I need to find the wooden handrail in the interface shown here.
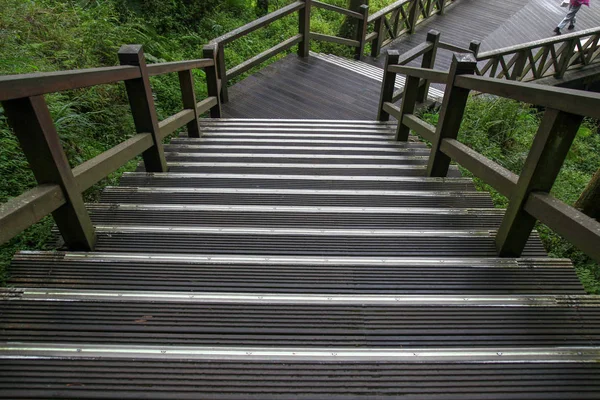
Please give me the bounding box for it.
[382,50,600,263]
[310,32,360,48]
[368,0,411,22]
[477,27,600,59]
[210,1,305,45]
[312,1,363,19]
[0,45,222,247]
[388,65,449,83]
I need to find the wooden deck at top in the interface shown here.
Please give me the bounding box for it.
[367,0,600,70]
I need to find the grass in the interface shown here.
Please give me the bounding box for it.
[418,97,600,293]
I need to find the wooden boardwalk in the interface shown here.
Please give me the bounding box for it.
[368,0,600,70]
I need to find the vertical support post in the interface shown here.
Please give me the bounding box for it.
[2,96,96,250]
[437,0,446,15]
[469,40,481,58]
[203,44,223,119]
[118,44,168,173]
[355,3,369,60]
[377,50,400,121]
[178,69,201,138]
[510,50,527,81]
[408,0,421,34]
[395,75,421,141]
[216,43,229,103]
[298,0,312,58]
[371,16,385,58]
[426,53,477,177]
[496,109,583,257]
[555,38,576,79]
[416,30,440,103]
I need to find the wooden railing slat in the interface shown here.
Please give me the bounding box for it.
[0,185,65,246]
[157,109,195,140]
[227,35,303,79]
[73,133,154,191]
[195,96,219,117]
[369,0,411,22]
[211,1,304,45]
[309,32,360,47]
[312,0,363,19]
[0,66,140,102]
[388,65,449,83]
[525,192,600,264]
[146,59,214,76]
[402,114,436,142]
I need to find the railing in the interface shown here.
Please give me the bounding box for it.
[476,27,600,82]
[0,44,222,250]
[368,0,454,58]
[210,0,459,102]
[377,50,600,263]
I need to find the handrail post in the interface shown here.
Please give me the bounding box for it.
[469,40,481,58]
[427,53,477,177]
[203,44,223,119]
[118,45,168,173]
[556,38,576,79]
[395,75,421,141]
[416,30,440,103]
[510,49,527,81]
[371,16,385,58]
[408,0,421,34]
[298,0,312,58]
[216,44,229,103]
[2,96,96,250]
[495,109,583,257]
[377,50,400,121]
[355,3,369,60]
[178,69,201,138]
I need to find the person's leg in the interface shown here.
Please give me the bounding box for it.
[558,5,581,30]
[569,4,581,28]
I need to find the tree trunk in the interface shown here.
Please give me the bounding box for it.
[256,0,269,16]
[575,167,600,221]
[339,0,364,39]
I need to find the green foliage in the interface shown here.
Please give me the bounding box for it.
[419,97,600,293]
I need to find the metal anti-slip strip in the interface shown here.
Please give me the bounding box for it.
[7,288,597,306]
[199,129,395,136]
[165,145,421,152]
[107,187,483,197]
[93,225,494,237]
[198,118,396,124]
[185,138,406,145]
[164,152,428,161]
[165,162,426,170]
[87,204,503,215]
[1,343,599,362]
[122,172,470,182]
[24,251,571,268]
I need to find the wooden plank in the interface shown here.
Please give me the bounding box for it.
[202,44,222,118]
[0,185,65,245]
[454,75,600,119]
[388,65,448,83]
[118,45,168,173]
[178,70,201,138]
[438,41,473,54]
[298,0,311,58]
[0,66,140,102]
[382,101,403,119]
[1,96,96,250]
[402,114,436,141]
[525,192,600,264]
[427,53,477,177]
[377,50,400,121]
[158,109,195,139]
[396,75,420,141]
[146,59,213,77]
[369,0,411,22]
[195,97,219,116]
[211,1,304,45]
[227,35,303,79]
[417,30,440,102]
[73,133,154,191]
[496,108,583,257]
[310,32,360,47]
[440,138,518,197]
[355,4,370,60]
[396,41,433,65]
[365,32,378,42]
[312,1,363,19]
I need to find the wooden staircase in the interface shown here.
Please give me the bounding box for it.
[2,119,600,398]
